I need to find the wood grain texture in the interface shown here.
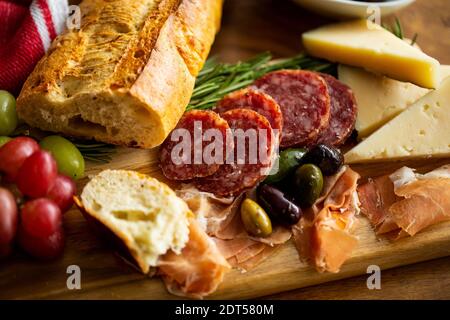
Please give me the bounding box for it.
[263,257,450,300]
[1,0,449,300]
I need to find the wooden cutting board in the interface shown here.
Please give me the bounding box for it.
[1,146,449,300]
[2,0,450,300]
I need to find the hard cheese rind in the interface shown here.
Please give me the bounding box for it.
[303,19,441,88]
[345,77,450,163]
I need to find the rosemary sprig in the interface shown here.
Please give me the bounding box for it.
[187,52,334,111]
[394,18,403,39]
[72,140,116,163]
[383,17,418,45]
[383,18,403,39]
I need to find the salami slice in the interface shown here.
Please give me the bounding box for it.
[160,110,232,181]
[214,88,283,135]
[194,109,275,197]
[252,70,330,148]
[315,73,357,146]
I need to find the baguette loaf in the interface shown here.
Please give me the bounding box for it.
[17,0,223,148]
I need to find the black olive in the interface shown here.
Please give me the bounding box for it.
[302,144,343,176]
[349,129,359,142]
[257,184,302,226]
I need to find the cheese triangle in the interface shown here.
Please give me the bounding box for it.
[338,65,450,138]
[302,19,441,88]
[345,77,450,163]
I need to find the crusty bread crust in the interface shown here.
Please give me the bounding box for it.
[17,0,223,148]
[74,169,192,274]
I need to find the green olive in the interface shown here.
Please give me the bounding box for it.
[240,198,272,237]
[39,135,85,180]
[0,91,18,136]
[265,148,307,184]
[294,164,324,208]
[0,136,12,147]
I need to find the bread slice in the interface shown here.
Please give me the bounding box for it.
[17,0,223,148]
[74,170,191,273]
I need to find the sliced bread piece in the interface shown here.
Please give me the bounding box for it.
[74,169,191,274]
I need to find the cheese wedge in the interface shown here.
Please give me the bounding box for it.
[302,19,441,88]
[338,65,450,138]
[345,77,450,163]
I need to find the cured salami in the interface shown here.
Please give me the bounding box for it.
[214,88,283,135]
[252,70,330,148]
[315,73,357,146]
[160,110,232,180]
[194,109,275,197]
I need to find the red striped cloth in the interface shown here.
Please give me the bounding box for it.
[0,0,68,95]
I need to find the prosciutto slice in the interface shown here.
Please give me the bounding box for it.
[293,166,360,273]
[357,175,400,234]
[359,165,450,239]
[158,218,230,299]
[177,185,291,271]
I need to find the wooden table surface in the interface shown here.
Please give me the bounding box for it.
[212,0,450,300]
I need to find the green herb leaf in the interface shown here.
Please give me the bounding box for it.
[71,140,116,163]
[394,17,403,39]
[187,52,335,111]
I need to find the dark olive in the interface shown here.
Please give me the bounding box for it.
[264,148,307,184]
[302,144,343,176]
[293,164,324,208]
[257,184,302,226]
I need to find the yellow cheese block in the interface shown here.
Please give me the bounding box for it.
[345,76,450,164]
[338,65,450,138]
[338,65,429,138]
[302,19,441,88]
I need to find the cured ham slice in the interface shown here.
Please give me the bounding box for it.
[359,165,450,238]
[213,237,278,272]
[228,243,280,272]
[177,185,291,245]
[176,185,235,235]
[293,166,360,273]
[357,175,400,233]
[390,179,450,236]
[158,218,230,299]
[177,185,291,271]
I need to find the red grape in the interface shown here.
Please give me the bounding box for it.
[0,187,18,244]
[0,137,39,182]
[17,150,58,198]
[21,198,62,238]
[18,226,65,260]
[47,175,76,212]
